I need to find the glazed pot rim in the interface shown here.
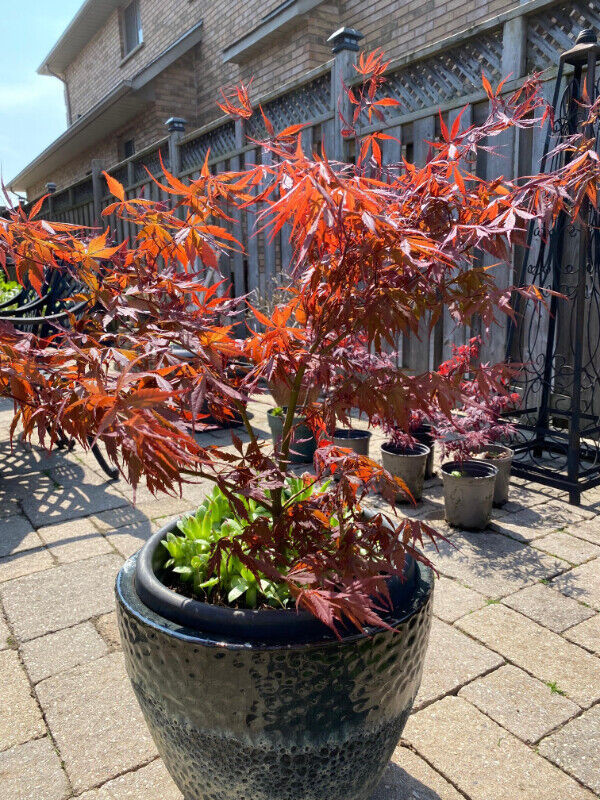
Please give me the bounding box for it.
[130,512,428,645]
[381,441,431,457]
[441,459,498,479]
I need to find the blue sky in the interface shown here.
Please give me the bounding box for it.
[0,2,82,194]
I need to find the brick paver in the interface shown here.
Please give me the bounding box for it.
[432,575,486,623]
[422,529,568,596]
[502,582,595,632]
[534,530,600,564]
[458,664,579,743]
[564,613,600,655]
[0,514,43,557]
[552,558,600,609]
[77,760,182,800]
[1,554,122,641]
[36,652,157,793]
[20,622,108,683]
[371,746,464,800]
[457,604,600,707]
[539,705,600,794]
[416,618,503,709]
[566,517,600,545]
[0,609,11,650]
[37,518,113,564]
[0,649,45,750]
[0,399,598,800]
[0,737,71,800]
[403,696,596,800]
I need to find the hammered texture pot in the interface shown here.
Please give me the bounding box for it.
[115,555,433,800]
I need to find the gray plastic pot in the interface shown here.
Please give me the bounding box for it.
[333,428,372,457]
[475,444,514,507]
[267,408,317,463]
[441,460,498,530]
[115,518,434,800]
[381,442,430,503]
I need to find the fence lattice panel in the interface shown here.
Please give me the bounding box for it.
[133,145,170,182]
[382,30,503,115]
[179,122,236,173]
[527,1,600,72]
[246,72,332,139]
[72,180,94,206]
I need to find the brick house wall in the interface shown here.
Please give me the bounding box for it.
[343,0,516,58]
[21,0,524,198]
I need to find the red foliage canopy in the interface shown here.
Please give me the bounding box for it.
[0,59,598,631]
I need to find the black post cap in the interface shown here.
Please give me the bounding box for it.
[562,27,600,66]
[165,117,188,133]
[576,28,597,45]
[327,27,364,54]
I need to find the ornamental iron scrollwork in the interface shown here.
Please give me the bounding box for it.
[506,29,600,504]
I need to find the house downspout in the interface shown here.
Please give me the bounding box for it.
[43,63,72,126]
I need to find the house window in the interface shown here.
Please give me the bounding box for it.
[123,138,136,159]
[122,0,143,56]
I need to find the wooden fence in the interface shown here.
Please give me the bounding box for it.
[33,0,600,371]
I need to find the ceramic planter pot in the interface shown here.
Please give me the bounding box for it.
[412,424,435,480]
[267,374,319,409]
[115,521,434,800]
[475,444,514,506]
[381,442,430,502]
[333,428,372,457]
[267,408,318,463]
[441,459,498,530]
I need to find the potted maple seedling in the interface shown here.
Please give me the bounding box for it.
[435,339,519,527]
[375,405,432,503]
[1,56,599,800]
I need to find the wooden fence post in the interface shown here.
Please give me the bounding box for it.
[230,119,246,299]
[165,117,187,177]
[480,15,527,364]
[91,160,104,228]
[328,27,363,161]
[405,115,436,375]
[442,105,474,363]
[45,182,56,220]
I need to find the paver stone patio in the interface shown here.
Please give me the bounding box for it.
[0,399,597,800]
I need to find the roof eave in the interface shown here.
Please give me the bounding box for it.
[11,20,204,193]
[223,0,324,64]
[37,0,121,76]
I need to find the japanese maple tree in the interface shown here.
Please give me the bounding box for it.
[0,55,599,632]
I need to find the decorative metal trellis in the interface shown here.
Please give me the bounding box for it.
[506,29,600,504]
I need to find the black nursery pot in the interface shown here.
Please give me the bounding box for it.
[333,428,372,457]
[267,408,318,463]
[115,520,434,800]
[412,423,435,479]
